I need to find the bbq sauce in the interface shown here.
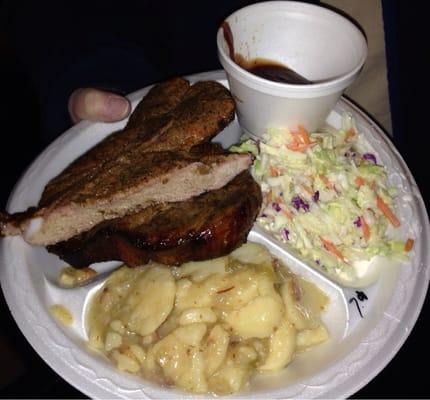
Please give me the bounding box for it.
[240,58,312,84]
[222,21,312,85]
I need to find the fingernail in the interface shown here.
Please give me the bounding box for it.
[107,96,130,119]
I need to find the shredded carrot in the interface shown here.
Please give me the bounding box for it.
[302,184,314,195]
[270,165,281,177]
[405,238,414,252]
[345,128,356,142]
[266,190,273,203]
[319,236,347,262]
[286,142,309,152]
[296,125,313,145]
[355,176,365,187]
[361,216,370,242]
[286,126,316,152]
[289,132,300,145]
[376,195,401,227]
[282,209,294,220]
[319,174,334,189]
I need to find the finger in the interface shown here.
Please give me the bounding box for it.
[68,88,131,123]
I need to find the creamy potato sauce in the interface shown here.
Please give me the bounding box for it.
[58,266,97,287]
[86,242,329,395]
[49,304,74,326]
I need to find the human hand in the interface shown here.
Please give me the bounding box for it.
[68,88,131,123]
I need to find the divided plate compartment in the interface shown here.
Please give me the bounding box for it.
[0,71,428,399]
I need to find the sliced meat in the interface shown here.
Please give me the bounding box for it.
[0,78,238,246]
[125,76,191,130]
[130,80,236,153]
[2,151,251,246]
[39,78,235,208]
[48,172,262,267]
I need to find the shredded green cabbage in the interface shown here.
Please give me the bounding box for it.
[231,114,411,281]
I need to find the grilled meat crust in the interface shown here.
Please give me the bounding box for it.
[39,78,235,208]
[48,172,262,267]
[39,77,190,208]
[0,78,238,245]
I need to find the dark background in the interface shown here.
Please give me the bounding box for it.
[0,0,429,398]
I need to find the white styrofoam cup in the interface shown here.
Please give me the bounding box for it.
[217,1,368,137]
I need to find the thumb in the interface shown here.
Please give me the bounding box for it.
[68,88,131,123]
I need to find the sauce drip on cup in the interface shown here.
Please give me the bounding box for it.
[222,21,312,85]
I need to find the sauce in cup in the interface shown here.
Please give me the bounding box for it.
[222,21,311,85]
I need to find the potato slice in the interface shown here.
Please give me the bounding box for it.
[175,274,224,311]
[208,344,257,394]
[109,319,126,335]
[111,348,141,373]
[230,242,272,265]
[155,309,181,338]
[204,325,230,376]
[121,266,176,336]
[150,324,208,393]
[173,256,228,282]
[178,307,217,325]
[296,325,329,352]
[224,296,283,339]
[258,320,297,372]
[129,344,146,365]
[172,323,207,346]
[213,268,259,311]
[255,271,281,299]
[280,279,309,330]
[105,331,123,352]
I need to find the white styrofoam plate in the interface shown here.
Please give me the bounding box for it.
[1,70,429,399]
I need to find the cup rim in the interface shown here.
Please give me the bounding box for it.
[216,0,368,94]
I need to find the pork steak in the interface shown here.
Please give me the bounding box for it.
[0,78,242,246]
[48,171,262,267]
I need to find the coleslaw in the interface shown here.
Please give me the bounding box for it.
[231,114,413,283]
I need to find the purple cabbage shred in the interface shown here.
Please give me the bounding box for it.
[312,190,320,202]
[281,228,290,241]
[354,217,362,227]
[363,153,377,164]
[272,202,281,212]
[292,195,310,212]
